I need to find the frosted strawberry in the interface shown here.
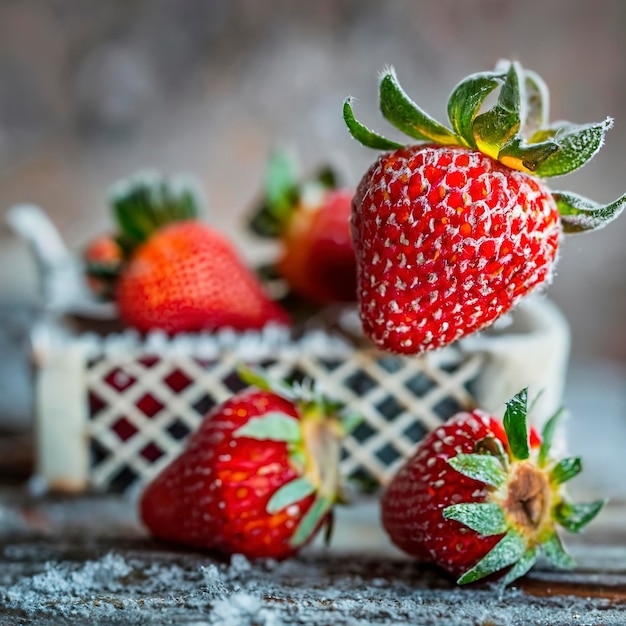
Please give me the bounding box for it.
[382,389,605,586]
[344,61,625,353]
[249,153,357,304]
[109,173,289,333]
[141,369,359,559]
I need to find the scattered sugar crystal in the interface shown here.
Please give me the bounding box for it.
[228,553,252,578]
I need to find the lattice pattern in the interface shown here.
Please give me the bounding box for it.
[85,345,485,493]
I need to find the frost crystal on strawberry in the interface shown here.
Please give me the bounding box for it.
[140,368,360,560]
[344,61,625,354]
[382,389,605,587]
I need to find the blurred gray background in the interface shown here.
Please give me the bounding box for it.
[1,0,625,431]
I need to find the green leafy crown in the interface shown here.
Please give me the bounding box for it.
[442,389,605,587]
[343,61,625,234]
[108,170,203,251]
[249,151,340,239]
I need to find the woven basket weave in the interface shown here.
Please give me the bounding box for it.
[32,298,569,493]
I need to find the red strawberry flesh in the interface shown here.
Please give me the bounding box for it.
[382,411,505,572]
[141,390,316,559]
[352,145,560,354]
[116,221,290,334]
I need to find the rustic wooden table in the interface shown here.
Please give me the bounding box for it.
[1,488,625,626]
[0,360,624,624]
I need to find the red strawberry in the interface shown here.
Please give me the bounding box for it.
[250,154,357,304]
[82,233,123,298]
[108,173,289,334]
[382,389,604,586]
[140,369,358,559]
[344,62,625,354]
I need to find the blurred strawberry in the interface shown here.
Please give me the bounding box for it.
[110,172,289,333]
[250,153,357,304]
[82,233,123,299]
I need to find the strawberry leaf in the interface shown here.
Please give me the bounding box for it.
[522,69,550,136]
[550,456,582,485]
[266,151,297,214]
[379,69,457,145]
[234,413,302,443]
[533,118,613,178]
[290,495,333,547]
[447,71,504,148]
[315,166,339,190]
[472,62,523,160]
[237,366,298,401]
[84,262,121,281]
[538,407,565,467]
[499,547,538,588]
[541,532,575,569]
[555,499,606,533]
[443,502,508,536]
[552,190,626,234]
[109,172,200,245]
[343,98,404,150]
[448,454,507,488]
[503,388,530,461]
[474,435,508,469]
[339,412,363,435]
[267,477,316,514]
[457,528,527,584]
[498,136,560,173]
[249,151,300,238]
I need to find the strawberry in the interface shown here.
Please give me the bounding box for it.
[344,61,625,354]
[108,173,289,333]
[382,389,605,587]
[140,369,359,559]
[82,233,123,298]
[249,153,357,304]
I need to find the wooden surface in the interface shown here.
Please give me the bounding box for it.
[1,489,626,625]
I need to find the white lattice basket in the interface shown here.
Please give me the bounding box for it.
[31,297,569,493]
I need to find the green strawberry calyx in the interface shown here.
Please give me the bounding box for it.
[442,388,605,587]
[233,366,361,547]
[249,150,340,239]
[109,170,203,254]
[343,60,625,234]
[83,257,124,295]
